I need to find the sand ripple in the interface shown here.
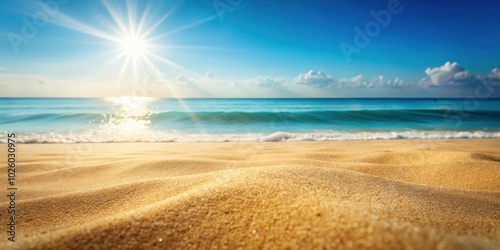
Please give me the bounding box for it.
[1,140,499,249]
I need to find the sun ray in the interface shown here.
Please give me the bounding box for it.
[140,3,181,40]
[95,13,122,37]
[97,0,201,83]
[136,2,153,36]
[16,1,211,133]
[126,0,137,36]
[134,56,139,79]
[47,13,120,42]
[148,16,216,41]
[101,0,129,36]
[145,51,200,77]
[140,54,157,71]
[117,54,132,83]
[153,44,235,51]
[108,50,128,66]
[44,0,215,96]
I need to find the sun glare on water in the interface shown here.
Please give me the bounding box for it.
[104,97,155,132]
[49,1,214,134]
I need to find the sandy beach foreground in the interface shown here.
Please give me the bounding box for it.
[1,139,499,249]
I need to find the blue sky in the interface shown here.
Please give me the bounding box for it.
[0,0,499,97]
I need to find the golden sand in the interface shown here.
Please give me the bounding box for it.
[1,139,499,249]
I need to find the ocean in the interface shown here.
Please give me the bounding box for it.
[1,98,499,143]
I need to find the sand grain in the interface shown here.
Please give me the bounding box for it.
[1,139,499,249]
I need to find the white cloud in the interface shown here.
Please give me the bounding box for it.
[294,70,335,88]
[176,73,225,87]
[338,74,378,88]
[420,61,479,87]
[229,76,287,88]
[371,75,385,86]
[350,75,369,87]
[230,80,245,87]
[488,68,500,86]
[175,75,190,86]
[295,70,411,89]
[385,77,408,88]
[293,63,499,90]
[255,76,286,88]
[176,75,200,87]
[188,66,480,92]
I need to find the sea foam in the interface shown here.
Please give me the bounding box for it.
[2,130,499,143]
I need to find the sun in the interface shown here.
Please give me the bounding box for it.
[113,31,152,81]
[54,1,216,82]
[120,35,147,57]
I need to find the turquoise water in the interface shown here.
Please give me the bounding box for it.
[1,98,499,142]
